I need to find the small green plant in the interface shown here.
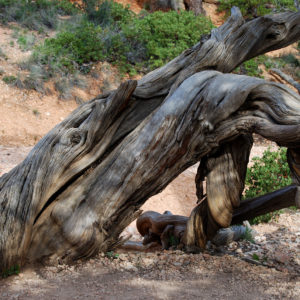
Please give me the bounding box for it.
[32,21,104,73]
[241,227,254,243]
[2,75,17,84]
[252,253,260,261]
[1,264,20,278]
[169,235,180,247]
[244,148,293,224]
[0,0,78,31]
[82,0,134,27]
[17,33,36,51]
[105,251,119,259]
[32,109,40,116]
[234,56,265,78]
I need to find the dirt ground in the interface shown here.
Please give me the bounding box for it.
[0,2,299,299]
[0,207,299,299]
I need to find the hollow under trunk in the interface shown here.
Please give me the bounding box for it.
[1,8,300,272]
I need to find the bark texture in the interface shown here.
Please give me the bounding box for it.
[1,9,300,271]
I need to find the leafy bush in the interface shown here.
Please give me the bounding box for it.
[235,56,265,78]
[17,33,36,51]
[25,5,214,95]
[281,54,300,67]
[34,21,104,71]
[82,0,133,27]
[219,0,296,18]
[244,148,293,224]
[0,0,78,31]
[122,11,214,69]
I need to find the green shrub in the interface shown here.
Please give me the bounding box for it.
[2,75,17,84]
[34,8,213,73]
[82,0,133,27]
[122,11,214,69]
[234,56,265,78]
[241,227,254,243]
[218,0,296,18]
[280,54,300,67]
[25,7,214,95]
[0,0,78,31]
[33,21,104,73]
[273,0,297,11]
[244,148,293,224]
[17,33,36,51]
[105,251,119,259]
[1,264,20,278]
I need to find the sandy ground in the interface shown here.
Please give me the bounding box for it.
[0,3,299,299]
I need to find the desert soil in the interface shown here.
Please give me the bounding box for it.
[0,2,299,299]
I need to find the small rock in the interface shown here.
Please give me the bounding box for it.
[203,253,210,260]
[243,221,252,228]
[254,236,266,243]
[141,258,156,267]
[274,252,290,264]
[228,241,238,250]
[122,262,138,272]
[182,260,190,267]
[118,253,128,261]
[235,248,243,255]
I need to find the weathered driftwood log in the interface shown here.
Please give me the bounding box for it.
[1,9,300,272]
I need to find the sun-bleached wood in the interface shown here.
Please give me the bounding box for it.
[1,8,300,271]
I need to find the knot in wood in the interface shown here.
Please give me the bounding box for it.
[266,24,286,41]
[60,128,86,146]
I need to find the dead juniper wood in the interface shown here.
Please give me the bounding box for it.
[0,8,300,271]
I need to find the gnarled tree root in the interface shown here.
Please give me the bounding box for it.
[137,184,300,250]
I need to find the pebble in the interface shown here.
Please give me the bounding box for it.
[235,248,243,255]
[274,252,290,264]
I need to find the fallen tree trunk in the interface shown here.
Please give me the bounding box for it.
[1,8,300,271]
